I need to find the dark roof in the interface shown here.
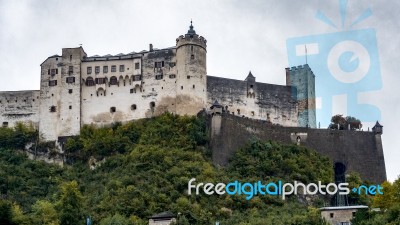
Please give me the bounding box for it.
[246,71,255,79]
[211,100,222,109]
[374,121,383,127]
[187,20,196,35]
[150,211,175,219]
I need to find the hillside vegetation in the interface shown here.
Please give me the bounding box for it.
[0,113,396,224]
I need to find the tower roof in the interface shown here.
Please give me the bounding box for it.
[211,100,222,109]
[187,20,196,35]
[374,121,383,127]
[246,71,255,79]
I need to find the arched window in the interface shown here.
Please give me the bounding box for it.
[86,77,95,86]
[110,76,118,85]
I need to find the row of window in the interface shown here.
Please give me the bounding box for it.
[47,66,74,75]
[48,73,179,87]
[48,103,155,113]
[48,77,76,86]
[85,75,141,86]
[0,97,38,104]
[87,63,140,74]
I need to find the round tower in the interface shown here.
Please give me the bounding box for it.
[175,21,207,115]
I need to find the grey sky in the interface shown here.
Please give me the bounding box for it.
[0,0,399,181]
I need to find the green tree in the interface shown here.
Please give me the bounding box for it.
[0,199,16,225]
[329,114,362,130]
[57,181,84,225]
[100,214,132,225]
[31,200,59,225]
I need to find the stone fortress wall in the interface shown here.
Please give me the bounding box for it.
[209,111,386,183]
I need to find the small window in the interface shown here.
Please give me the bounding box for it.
[103,66,108,73]
[155,62,162,68]
[135,62,140,69]
[69,105,72,109]
[49,80,57,86]
[87,67,92,74]
[69,55,72,60]
[133,75,141,81]
[169,74,176,79]
[95,66,100,74]
[250,85,254,88]
[51,69,56,75]
[119,65,125,72]
[187,75,190,79]
[181,86,183,90]
[251,111,255,116]
[111,65,116,72]
[48,69,50,75]
[352,212,356,217]
[68,66,73,74]
[2,122,8,127]
[131,104,137,110]
[66,77,75,83]
[150,102,155,108]
[130,89,134,93]
[95,78,105,85]
[50,106,56,112]
[191,46,194,52]
[193,85,195,89]
[155,75,163,80]
[237,109,240,115]
[191,54,195,60]
[68,89,73,94]
[330,213,334,218]
[110,107,116,113]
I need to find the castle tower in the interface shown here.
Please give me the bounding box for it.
[175,21,207,115]
[286,64,316,128]
[210,100,222,137]
[372,121,387,181]
[39,47,86,141]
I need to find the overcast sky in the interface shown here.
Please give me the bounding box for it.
[0,0,399,181]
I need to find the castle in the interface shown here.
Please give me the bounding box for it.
[0,22,316,142]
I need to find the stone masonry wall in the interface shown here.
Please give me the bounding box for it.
[210,113,386,183]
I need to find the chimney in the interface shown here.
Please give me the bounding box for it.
[149,44,153,52]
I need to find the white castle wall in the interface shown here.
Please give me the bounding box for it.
[0,23,315,141]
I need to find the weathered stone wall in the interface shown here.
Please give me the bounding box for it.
[0,90,40,128]
[207,75,298,127]
[175,32,207,115]
[39,48,86,141]
[286,65,316,128]
[210,113,386,183]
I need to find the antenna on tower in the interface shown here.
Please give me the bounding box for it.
[305,45,308,64]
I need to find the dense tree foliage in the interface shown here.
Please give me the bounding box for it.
[3,113,394,224]
[329,114,362,130]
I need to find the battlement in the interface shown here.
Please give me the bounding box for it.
[286,64,314,74]
[176,34,207,49]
